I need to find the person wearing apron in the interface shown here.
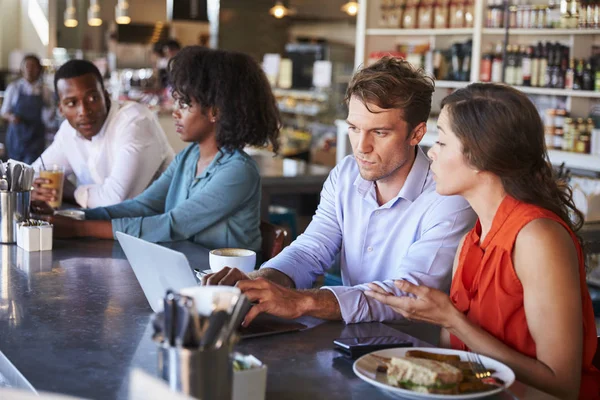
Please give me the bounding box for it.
[1,54,52,164]
[6,87,46,164]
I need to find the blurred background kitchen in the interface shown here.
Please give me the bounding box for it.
[0,0,357,164]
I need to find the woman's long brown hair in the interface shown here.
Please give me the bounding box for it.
[441,83,585,242]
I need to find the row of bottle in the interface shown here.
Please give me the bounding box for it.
[486,0,600,28]
[379,0,475,29]
[369,40,473,81]
[481,41,600,90]
[544,110,595,153]
[433,40,473,81]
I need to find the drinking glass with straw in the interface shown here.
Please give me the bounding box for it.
[38,157,65,209]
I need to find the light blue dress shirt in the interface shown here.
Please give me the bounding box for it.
[261,147,476,324]
[84,144,262,253]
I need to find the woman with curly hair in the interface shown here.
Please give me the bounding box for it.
[49,46,280,253]
[365,83,600,399]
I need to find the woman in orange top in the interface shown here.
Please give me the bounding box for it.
[365,83,600,399]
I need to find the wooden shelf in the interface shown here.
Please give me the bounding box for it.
[484,28,600,35]
[365,28,474,36]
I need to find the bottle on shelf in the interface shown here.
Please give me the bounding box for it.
[522,45,533,86]
[555,109,568,151]
[461,39,472,81]
[566,57,576,89]
[531,43,541,87]
[539,42,549,87]
[563,117,576,151]
[464,0,475,27]
[574,58,584,89]
[449,0,466,28]
[548,0,562,27]
[579,0,588,27]
[574,117,591,153]
[515,45,524,85]
[480,44,494,82]
[506,45,517,85]
[403,0,418,29]
[491,42,504,83]
[434,0,450,28]
[545,108,556,149]
[418,0,434,28]
[582,61,595,90]
[545,42,555,88]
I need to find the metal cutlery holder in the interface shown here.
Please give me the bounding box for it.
[0,191,30,243]
[157,342,233,400]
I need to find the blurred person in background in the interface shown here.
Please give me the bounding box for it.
[163,39,181,60]
[1,54,55,164]
[47,47,280,252]
[30,59,174,208]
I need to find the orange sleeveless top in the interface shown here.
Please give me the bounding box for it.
[450,196,600,399]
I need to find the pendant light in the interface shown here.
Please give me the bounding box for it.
[269,1,291,19]
[64,0,78,27]
[88,0,102,26]
[115,0,131,24]
[341,1,359,16]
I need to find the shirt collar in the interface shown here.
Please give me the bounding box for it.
[76,102,119,142]
[353,146,431,205]
[18,78,42,91]
[195,148,235,179]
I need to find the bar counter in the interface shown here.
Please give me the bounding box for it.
[0,240,557,399]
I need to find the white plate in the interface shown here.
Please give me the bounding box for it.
[353,347,515,400]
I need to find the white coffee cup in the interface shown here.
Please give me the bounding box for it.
[180,286,241,316]
[209,248,256,274]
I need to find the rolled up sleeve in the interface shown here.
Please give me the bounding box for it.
[261,166,342,289]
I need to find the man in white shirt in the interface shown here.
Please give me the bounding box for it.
[31,59,174,208]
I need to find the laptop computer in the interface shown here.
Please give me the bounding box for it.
[116,231,199,313]
[116,231,306,337]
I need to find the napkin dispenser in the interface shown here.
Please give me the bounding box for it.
[16,221,53,252]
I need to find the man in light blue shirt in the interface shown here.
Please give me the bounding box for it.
[204,57,476,324]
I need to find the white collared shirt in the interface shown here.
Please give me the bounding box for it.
[32,102,175,208]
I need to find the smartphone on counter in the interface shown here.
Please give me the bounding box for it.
[333,336,413,359]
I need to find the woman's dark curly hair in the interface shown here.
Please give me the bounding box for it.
[168,46,280,153]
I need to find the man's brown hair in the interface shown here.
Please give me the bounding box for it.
[345,57,435,131]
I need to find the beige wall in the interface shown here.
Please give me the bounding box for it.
[20,0,48,58]
[0,0,22,69]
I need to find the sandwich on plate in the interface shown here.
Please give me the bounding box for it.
[386,356,463,394]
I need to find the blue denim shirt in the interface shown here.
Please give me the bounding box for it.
[85,144,261,252]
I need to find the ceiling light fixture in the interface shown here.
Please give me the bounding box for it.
[115,0,131,24]
[341,1,359,16]
[88,0,102,26]
[269,1,291,19]
[64,0,78,27]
